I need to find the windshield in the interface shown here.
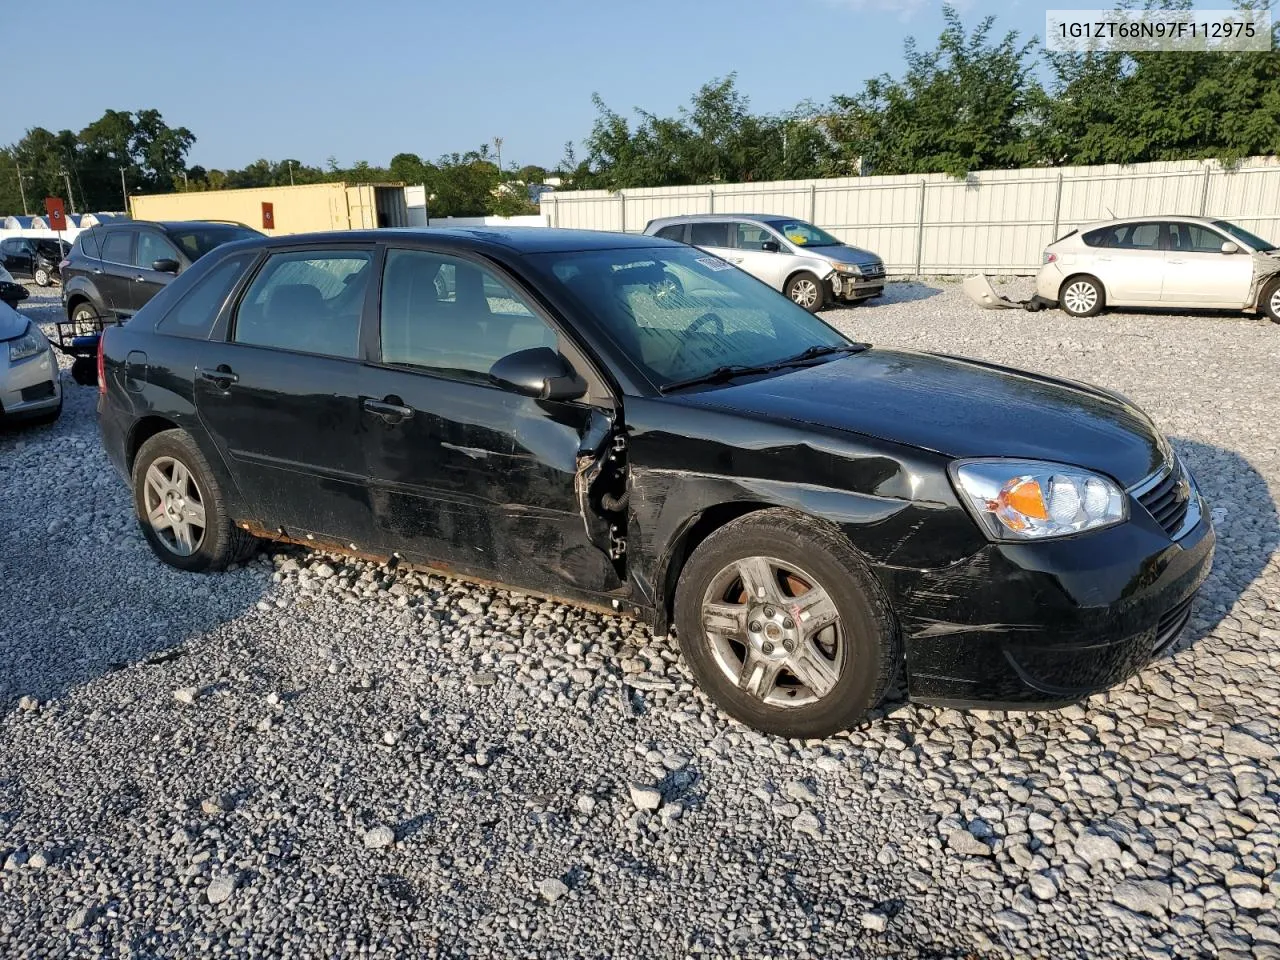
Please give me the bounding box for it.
[529,245,850,390]
[768,220,843,248]
[165,225,262,261]
[1213,220,1275,253]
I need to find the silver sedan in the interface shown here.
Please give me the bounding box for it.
[1,302,62,426]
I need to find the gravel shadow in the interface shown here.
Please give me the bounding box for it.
[868,281,943,306]
[1162,436,1279,659]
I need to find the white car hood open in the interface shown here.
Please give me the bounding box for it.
[0,301,29,341]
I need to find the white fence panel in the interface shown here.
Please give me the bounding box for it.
[540,156,1280,276]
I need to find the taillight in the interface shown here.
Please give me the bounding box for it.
[59,259,70,270]
[1043,251,1058,265]
[97,330,107,396]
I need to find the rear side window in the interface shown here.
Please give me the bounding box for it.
[100,230,133,264]
[1082,223,1162,250]
[689,222,731,247]
[655,224,686,242]
[157,254,253,339]
[75,229,102,259]
[232,250,372,358]
[379,248,557,382]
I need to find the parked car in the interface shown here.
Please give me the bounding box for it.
[644,214,885,313]
[0,265,29,309]
[1037,215,1280,322]
[1,300,61,425]
[63,220,263,325]
[98,227,1213,738]
[0,237,70,286]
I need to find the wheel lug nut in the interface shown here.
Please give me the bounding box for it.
[761,642,774,655]
[783,617,794,630]
[783,640,795,652]
[763,606,775,618]
[749,620,762,633]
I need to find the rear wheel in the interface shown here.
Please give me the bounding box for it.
[33,267,51,287]
[1059,275,1104,317]
[131,429,257,571]
[785,272,824,313]
[673,509,898,738]
[1262,278,1280,324]
[70,301,99,334]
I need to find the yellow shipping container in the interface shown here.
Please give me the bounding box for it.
[128,182,411,235]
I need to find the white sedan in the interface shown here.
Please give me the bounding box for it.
[1036,215,1280,322]
[0,301,62,426]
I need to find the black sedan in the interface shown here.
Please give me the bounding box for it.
[97,228,1214,738]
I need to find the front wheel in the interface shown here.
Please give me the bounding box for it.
[34,268,51,287]
[673,509,899,738]
[131,429,257,571]
[1059,276,1104,317]
[785,272,825,313]
[1262,278,1280,324]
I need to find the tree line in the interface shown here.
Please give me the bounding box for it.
[3,4,1278,217]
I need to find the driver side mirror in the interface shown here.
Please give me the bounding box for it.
[761,240,781,253]
[488,347,586,401]
[152,258,180,274]
[1221,241,1239,255]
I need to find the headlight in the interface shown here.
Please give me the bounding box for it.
[831,262,863,275]
[949,459,1127,540]
[7,324,45,363]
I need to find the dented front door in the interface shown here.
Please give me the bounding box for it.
[358,365,623,596]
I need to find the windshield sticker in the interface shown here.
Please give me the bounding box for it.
[696,256,734,272]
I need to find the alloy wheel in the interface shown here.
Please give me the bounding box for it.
[700,556,845,707]
[1063,280,1098,314]
[790,279,819,309]
[1271,287,1280,318]
[34,268,50,286]
[143,456,207,556]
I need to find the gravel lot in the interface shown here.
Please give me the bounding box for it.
[2,280,1278,958]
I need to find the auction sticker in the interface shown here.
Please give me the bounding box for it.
[697,257,734,271]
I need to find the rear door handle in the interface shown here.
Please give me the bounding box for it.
[363,397,414,423]
[197,365,238,388]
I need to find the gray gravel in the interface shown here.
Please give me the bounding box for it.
[2,281,1279,958]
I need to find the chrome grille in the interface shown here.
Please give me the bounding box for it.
[1136,460,1191,537]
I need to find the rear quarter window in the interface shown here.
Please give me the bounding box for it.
[76,229,102,259]
[156,254,255,339]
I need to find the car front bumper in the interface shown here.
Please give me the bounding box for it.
[1,343,62,421]
[830,272,885,302]
[887,494,1215,708]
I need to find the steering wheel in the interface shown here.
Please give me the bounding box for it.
[686,311,724,337]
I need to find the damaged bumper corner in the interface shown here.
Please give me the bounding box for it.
[962,274,1054,312]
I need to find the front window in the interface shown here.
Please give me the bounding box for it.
[166,225,261,261]
[530,245,850,390]
[767,220,842,248]
[1212,219,1275,253]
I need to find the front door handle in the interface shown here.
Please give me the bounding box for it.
[134,275,146,282]
[197,365,238,388]
[363,396,414,423]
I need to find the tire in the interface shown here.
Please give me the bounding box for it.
[673,508,899,738]
[1262,277,1280,324]
[70,301,98,330]
[1059,275,1104,317]
[34,268,50,287]
[131,429,257,572]
[785,272,825,313]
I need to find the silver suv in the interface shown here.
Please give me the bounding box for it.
[643,214,884,312]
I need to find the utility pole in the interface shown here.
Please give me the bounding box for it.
[494,137,504,176]
[181,169,189,189]
[119,167,128,211]
[14,162,29,216]
[59,168,76,214]
[288,160,295,186]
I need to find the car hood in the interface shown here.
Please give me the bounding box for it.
[0,302,29,341]
[676,349,1165,487]
[807,244,880,266]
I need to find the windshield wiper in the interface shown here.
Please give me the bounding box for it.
[659,343,870,394]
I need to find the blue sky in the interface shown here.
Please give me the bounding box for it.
[9,0,1050,170]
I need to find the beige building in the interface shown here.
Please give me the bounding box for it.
[129,182,416,236]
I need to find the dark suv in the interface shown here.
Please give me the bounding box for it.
[0,237,70,286]
[63,221,262,324]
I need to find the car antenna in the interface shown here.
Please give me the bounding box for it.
[1105,206,1115,219]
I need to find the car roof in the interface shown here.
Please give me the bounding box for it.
[238,227,683,255]
[1075,215,1227,231]
[646,213,790,228]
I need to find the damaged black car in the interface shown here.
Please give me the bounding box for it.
[97,228,1214,738]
